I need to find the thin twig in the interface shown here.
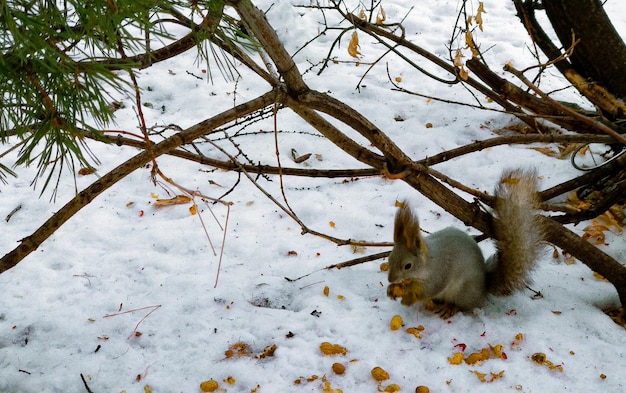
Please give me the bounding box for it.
[5,205,22,222]
[80,374,94,393]
[103,305,162,340]
[284,250,391,282]
[206,139,388,248]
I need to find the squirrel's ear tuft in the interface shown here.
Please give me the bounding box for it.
[394,202,422,253]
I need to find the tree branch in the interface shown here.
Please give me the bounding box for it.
[0,89,281,272]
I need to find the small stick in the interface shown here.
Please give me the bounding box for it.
[285,251,391,282]
[80,373,94,393]
[103,305,162,339]
[5,204,22,222]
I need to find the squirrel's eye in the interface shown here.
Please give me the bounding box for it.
[404,263,412,270]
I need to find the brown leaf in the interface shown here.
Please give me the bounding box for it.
[348,31,361,58]
[154,195,193,206]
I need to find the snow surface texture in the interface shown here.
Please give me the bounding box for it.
[2,1,626,392]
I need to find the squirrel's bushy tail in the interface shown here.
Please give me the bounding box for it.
[487,169,545,295]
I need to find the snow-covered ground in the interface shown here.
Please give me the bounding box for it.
[1,1,626,392]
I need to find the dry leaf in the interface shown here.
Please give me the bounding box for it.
[225,342,251,358]
[291,148,312,163]
[389,315,403,331]
[406,326,424,339]
[465,348,490,365]
[154,195,193,206]
[255,344,277,359]
[371,366,390,382]
[582,222,609,245]
[320,342,348,356]
[475,2,486,31]
[453,50,464,67]
[531,352,563,372]
[78,167,95,176]
[348,31,361,58]
[376,7,386,25]
[200,379,219,392]
[332,363,346,375]
[448,352,464,365]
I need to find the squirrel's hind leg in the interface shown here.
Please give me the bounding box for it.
[425,299,460,319]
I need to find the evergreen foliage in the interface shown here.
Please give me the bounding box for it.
[0,0,226,191]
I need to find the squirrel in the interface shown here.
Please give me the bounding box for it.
[386,168,545,319]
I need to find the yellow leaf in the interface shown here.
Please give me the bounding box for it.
[348,31,361,58]
[332,363,346,375]
[489,343,505,359]
[225,342,251,358]
[224,376,236,385]
[389,315,403,331]
[448,352,464,365]
[384,384,400,392]
[323,285,330,296]
[189,204,198,215]
[320,342,348,356]
[465,348,490,365]
[200,380,219,392]
[329,221,336,228]
[491,370,505,381]
[371,366,390,382]
[359,9,366,19]
[406,326,424,339]
[150,193,159,199]
[473,371,487,383]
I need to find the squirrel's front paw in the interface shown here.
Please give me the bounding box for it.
[387,280,424,306]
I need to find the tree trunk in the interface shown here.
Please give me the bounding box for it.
[543,0,626,104]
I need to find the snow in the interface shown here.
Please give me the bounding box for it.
[2,1,626,392]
